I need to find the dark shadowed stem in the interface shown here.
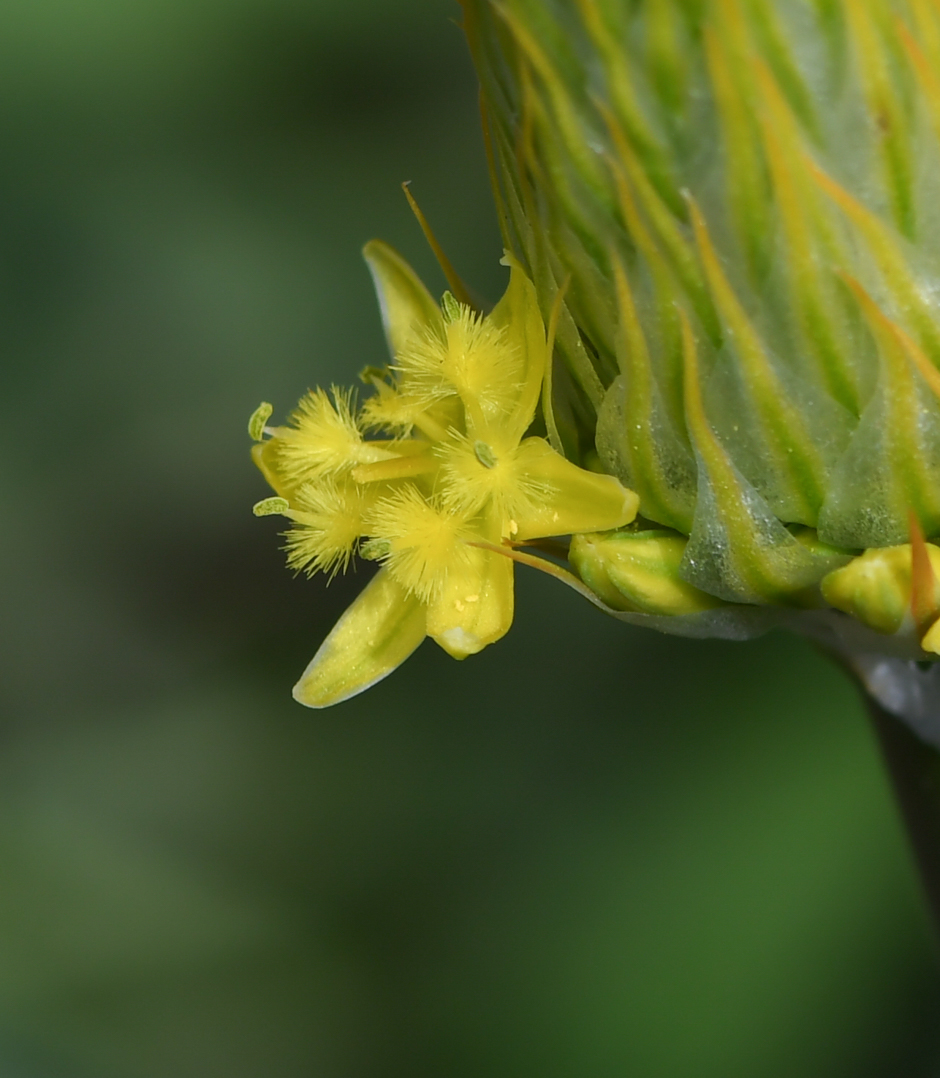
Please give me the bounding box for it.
[863,688,940,937]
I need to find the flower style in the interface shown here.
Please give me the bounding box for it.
[250,243,637,706]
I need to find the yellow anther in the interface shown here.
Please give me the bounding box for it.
[474,441,498,469]
[253,497,289,517]
[248,402,273,442]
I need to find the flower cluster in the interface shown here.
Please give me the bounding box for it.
[253,0,940,715]
[250,242,637,706]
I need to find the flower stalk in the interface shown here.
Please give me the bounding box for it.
[865,684,940,935]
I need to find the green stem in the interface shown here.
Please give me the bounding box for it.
[862,687,940,938]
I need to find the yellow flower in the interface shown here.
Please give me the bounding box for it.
[251,241,638,707]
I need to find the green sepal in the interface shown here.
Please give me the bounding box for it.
[681,446,825,606]
[680,315,827,605]
[818,290,940,547]
[691,201,835,525]
[744,0,819,141]
[596,375,696,534]
[704,23,773,280]
[597,257,696,533]
[703,350,852,527]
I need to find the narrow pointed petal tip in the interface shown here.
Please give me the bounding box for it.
[292,569,427,709]
[362,238,442,358]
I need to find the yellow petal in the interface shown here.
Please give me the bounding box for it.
[511,438,638,540]
[486,254,547,444]
[292,569,427,708]
[426,535,514,659]
[251,439,293,499]
[362,239,443,359]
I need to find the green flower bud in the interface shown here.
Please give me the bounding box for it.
[460,0,940,657]
[570,530,723,616]
[822,544,940,636]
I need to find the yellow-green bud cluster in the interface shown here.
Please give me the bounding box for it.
[460,0,940,657]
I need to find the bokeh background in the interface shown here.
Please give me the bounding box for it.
[1,0,939,1074]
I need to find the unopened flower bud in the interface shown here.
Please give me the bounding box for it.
[822,545,940,637]
[569,530,722,616]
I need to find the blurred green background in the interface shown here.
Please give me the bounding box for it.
[1,1,939,1074]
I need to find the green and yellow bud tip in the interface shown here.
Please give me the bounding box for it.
[820,514,940,653]
[570,530,722,617]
